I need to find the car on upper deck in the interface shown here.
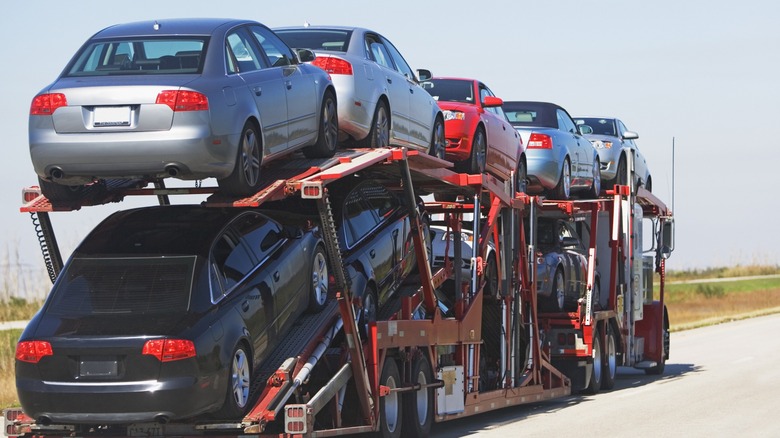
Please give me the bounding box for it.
[29,18,338,201]
[503,101,600,200]
[274,25,445,157]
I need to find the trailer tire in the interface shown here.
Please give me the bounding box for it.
[307,245,329,313]
[585,328,602,394]
[403,353,433,437]
[602,325,617,390]
[217,343,252,419]
[378,357,403,438]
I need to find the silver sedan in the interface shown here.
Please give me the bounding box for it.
[573,117,652,191]
[504,101,600,200]
[274,25,445,157]
[29,18,338,201]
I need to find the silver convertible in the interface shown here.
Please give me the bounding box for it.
[29,18,338,201]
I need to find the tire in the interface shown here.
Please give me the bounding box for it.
[429,117,446,160]
[602,325,617,390]
[515,157,528,194]
[465,127,486,174]
[38,177,90,203]
[362,100,390,148]
[542,269,565,312]
[616,155,628,187]
[219,122,262,196]
[483,254,499,299]
[377,357,403,438]
[586,328,602,394]
[359,286,378,339]
[551,159,571,200]
[402,353,433,437]
[587,158,601,198]
[216,343,252,419]
[307,246,328,313]
[303,90,338,158]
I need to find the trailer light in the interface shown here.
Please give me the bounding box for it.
[142,339,196,362]
[285,405,307,433]
[527,133,552,149]
[311,56,353,75]
[15,341,53,363]
[30,93,67,115]
[301,182,323,199]
[22,187,42,203]
[156,90,209,112]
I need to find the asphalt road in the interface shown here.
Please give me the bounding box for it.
[431,313,780,437]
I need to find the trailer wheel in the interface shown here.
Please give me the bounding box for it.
[307,245,328,313]
[378,357,403,438]
[217,343,252,418]
[602,325,617,390]
[403,353,433,437]
[585,328,602,394]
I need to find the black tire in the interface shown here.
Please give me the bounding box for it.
[587,158,601,198]
[303,91,338,158]
[602,324,617,390]
[429,117,446,160]
[402,353,433,437]
[359,286,378,339]
[515,157,528,194]
[377,357,403,438]
[38,177,89,203]
[216,343,252,419]
[616,155,628,187]
[542,269,565,312]
[362,100,390,148]
[483,254,499,299]
[586,328,602,394]
[465,127,486,174]
[307,246,328,313]
[219,122,262,196]
[551,159,571,200]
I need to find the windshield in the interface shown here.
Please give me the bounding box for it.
[275,29,352,53]
[66,37,207,76]
[46,256,196,315]
[421,79,474,103]
[575,118,616,136]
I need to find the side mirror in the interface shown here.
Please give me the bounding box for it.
[482,96,504,108]
[660,220,674,259]
[295,48,316,63]
[622,130,639,140]
[417,68,432,81]
[578,125,593,135]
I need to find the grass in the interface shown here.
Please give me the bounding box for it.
[666,264,780,281]
[0,330,22,409]
[0,298,42,322]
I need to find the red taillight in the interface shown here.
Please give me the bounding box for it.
[15,341,53,363]
[30,93,67,115]
[527,133,552,149]
[311,56,353,75]
[142,339,196,362]
[156,90,209,112]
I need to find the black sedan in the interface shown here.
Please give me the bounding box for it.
[15,205,327,424]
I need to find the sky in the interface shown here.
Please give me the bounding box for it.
[1,0,779,298]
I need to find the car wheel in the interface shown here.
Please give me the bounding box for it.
[542,268,565,312]
[515,157,528,194]
[217,343,252,419]
[616,155,628,187]
[602,325,617,390]
[218,122,262,196]
[429,117,446,160]
[466,127,487,174]
[551,158,571,200]
[303,90,338,158]
[362,100,390,148]
[38,177,91,203]
[587,158,601,198]
[359,286,378,339]
[402,353,433,437]
[586,328,602,394]
[378,356,403,438]
[307,246,329,313]
[483,254,499,299]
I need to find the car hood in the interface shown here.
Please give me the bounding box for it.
[435,101,478,113]
[584,134,620,143]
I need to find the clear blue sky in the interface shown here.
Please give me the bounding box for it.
[1,0,778,297]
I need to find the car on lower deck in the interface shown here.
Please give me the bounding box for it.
[16,205,328,425]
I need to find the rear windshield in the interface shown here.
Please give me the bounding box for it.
[46,256,195,316]
[504,104,556,128]
[66,37,207,76]
[275,29,351,53]
[575,118,616,136]
[421,79,474,103]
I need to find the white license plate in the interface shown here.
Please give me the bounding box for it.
[93,106,131,127]
[127,423,163,437]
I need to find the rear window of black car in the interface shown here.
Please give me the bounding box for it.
[275,29,352,53]
[46,256,195,315]
[66,37,207,76]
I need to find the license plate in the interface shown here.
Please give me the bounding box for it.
[128,423,163,437]
[79,359,118,377]
[93,106,131,127]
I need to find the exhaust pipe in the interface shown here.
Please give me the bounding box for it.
[49,168,64,180]
[37,415,52,426]
[154,414,170,424]
[165,165,180,177]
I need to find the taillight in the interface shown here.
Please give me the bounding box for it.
[311,56,353,75]
[143,339,196,362]
[30,93,67,115]
[15,341,53,363]
[527,133,552,149]
[156,90,209,112]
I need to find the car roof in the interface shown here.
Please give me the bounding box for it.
[503,101,566,113]
[274,25,370,33]
[92,18,256,38]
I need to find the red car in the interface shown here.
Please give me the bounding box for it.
[423,77,525,190]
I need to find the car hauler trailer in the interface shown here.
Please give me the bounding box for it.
[6,146,673,438]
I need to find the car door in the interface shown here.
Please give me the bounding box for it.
[366,33,409,146]
[362,182,409,298]
[226,27,289,156]
[557,109,590,186]
[480,83,517,179]
[382,35,432,149]
[250,26,319,150]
